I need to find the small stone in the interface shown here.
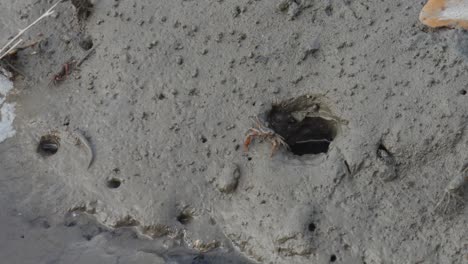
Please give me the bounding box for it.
[122,53,131,63]
[376,146,397,182]
[216,163,241,193]
[277,0,290,12]
[175,56,184,65]
[287,2,301,20]
[19,12,29,20]
[237,33,247,42]
[0,66,13,79]
[311,104,319,112]
[61,34,72,44]
[215,33,224,43]
[173,41,183,50]
[299,37,320,62]
[291,75,303,84]
[188,88,198,96]
[270,86,281,94]
[147,40,158,49]
[233,6,241,18]
[191,68,199,78]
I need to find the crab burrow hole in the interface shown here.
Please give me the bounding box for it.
[176,211,193,225]
[266,95,341,156]
[106,178,122,189]
[37,134,61,156]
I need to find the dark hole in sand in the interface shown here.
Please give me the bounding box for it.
[106,178,121,189]
[376,143,394,163]
[308,222,316,232]
[176,212,193,225]
[288,117,335,155]
[268,108,337,156]
[79,36,93,50]
[37,134,60,156]
[71,0,93,20]
[460,89,467,95]
[330,254,337,262]
[377,144,389,157]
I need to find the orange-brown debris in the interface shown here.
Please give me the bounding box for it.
[420,0,468,29]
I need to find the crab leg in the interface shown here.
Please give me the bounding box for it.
[243,133,255,151]
[270,141,278,157]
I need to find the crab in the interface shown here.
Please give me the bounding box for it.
[52,62,71,85]
[244,116,289,157]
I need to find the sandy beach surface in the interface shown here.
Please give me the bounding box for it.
[0,0,467,263]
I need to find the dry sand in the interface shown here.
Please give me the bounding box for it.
[0,0,467,263]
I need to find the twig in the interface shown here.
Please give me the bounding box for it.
[2,60,27,78]
[1,39,23,59]
[76,43,99,67]
[72,129,95,169]
[0,0,62,60]
[0,39,42,60]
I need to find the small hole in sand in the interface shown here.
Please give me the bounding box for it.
[330,254,337,262]
[308,223,316,232]
[37,134,60,156]
[106,178,121,189]
[176,212,193,225]
[376,143,393,161]
[267,99,338,156]
[79,36,93,50]
[460,89,467,95]
[287,117,336,155]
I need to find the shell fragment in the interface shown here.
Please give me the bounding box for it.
[420,0,468,28]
